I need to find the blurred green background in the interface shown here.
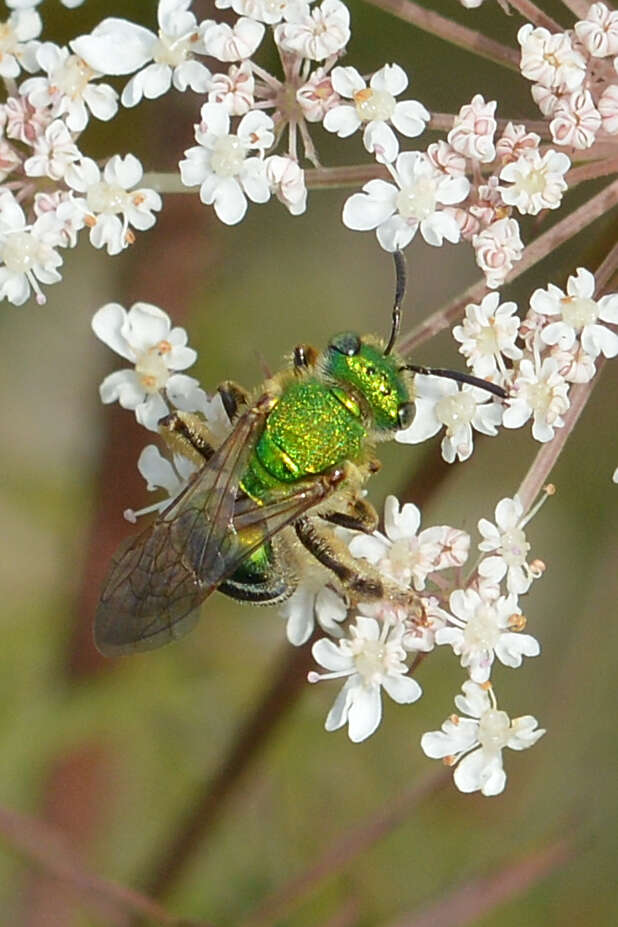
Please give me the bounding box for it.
[0,1,616,925]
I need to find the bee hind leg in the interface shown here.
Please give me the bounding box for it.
[320,495,378,533]
[295,514,411,605]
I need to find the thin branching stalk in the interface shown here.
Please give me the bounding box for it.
[363,0,520,71]
[429,113,550,137]
[384,837,573,927]
[567,158,618,186]
[560,0,591,20]
[240,769,448,927]
[398,177,618,355]
[506,0,564,32]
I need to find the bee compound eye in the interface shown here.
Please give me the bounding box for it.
[329,332,361,356]
[397,402,414,429]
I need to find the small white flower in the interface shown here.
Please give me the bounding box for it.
[499,148,570,216]
[349,494,469,592]
[275,0,350,61]
[343,151,469,252]
[124,443,198,523]
[436,587,540,683]
[598,84,618,134]
[0,190,63,305]
[518,24,586,93]
[208,61,255,115]
[447,94,497,163]
[281,572,347,645]
[33,190,86,249]
[323,63,429,163]
[66,153,162,255]
[308,616,422,742]
[473,217,523,289]
[23,119,82,181]
[452,291,523,379]
[533,267,618,360]
[495,122,540,164]
[550,343,597,384]
[265,155,307,215]
[21,43,118,131]
[72,4,212,107]
[396,374,502,464]
[421,681,545,796]
[502,357,570,443]
[477,496,537,595]
[91,301,198,431]
[203,16,265,61]
[0,6,41,77]
[574,3,618,58]
[180,102,273,225]
[2,93,51,144]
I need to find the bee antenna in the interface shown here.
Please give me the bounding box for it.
[401,364,508,400]
[384,250,406,356]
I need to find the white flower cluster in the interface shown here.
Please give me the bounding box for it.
[343,93,573,289]
[0,2,162,305]
[518,4,618,149]
[305,489,548,795]
[396,268,617,462]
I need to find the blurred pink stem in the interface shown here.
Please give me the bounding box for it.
[364,0,520,70]
[507,0,562,31]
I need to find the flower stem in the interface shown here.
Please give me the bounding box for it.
[507,0,564,32]
[397,176,618,355]
[363,0,520,71]
[141,172,191,194]
[566,157,618,187]
[305,163,387,189]
[559,0,590,19]
[429,113,550,137]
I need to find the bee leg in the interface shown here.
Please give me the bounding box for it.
[293,344,319,372]
[320,496,379,533]
[217,380,249,421]
[158,411,217,466]
[295,515,410,604]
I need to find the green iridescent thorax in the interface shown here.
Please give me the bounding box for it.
[323,337,411,432]
[241,378,367,499]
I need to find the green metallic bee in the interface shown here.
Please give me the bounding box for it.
[95,254,506,656]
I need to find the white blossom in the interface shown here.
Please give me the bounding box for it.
[73,4,211,108]
[436,587,540,683]
[323,63,429,163]
[549,91,601,149]
[495,122,540,164]
[180,103,273,225]
[2,93,51,144]
[308,616,422,742]
[23,119,82,181]
[499,149,570,216]
[91,301,199,431]
[215,0,309,26]
[598,84,618,134]
[66,154,162,255]
[265,155,307,215]
[0,6,41,78]
[477,496,537,595]
[0,190,63,305]
[533,267,618,360]
[452,292,523,379]
[343,151,469,252]
[348,494,469,592]
[421,681,545,796]
[21,43,118,131]
[124,443,198,523]
[281,573,347,645]
[297,68,339,122]
[396,374,502,464]
[274,0,350,61]
[502,357,570,443]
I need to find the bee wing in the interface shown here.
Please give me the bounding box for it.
[95,399,270,656]
[95,396,347,657]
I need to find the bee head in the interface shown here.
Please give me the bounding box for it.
[325,332,414,433]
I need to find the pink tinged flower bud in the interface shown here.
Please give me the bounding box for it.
[296,70,340,123]
[473,217,523,290]
[531,84,559,117]
[426,140,467,176]
[598,84,618,134]
[496,122,540,164]
[574,3,618,58]
[445,206,479,240]
[550,91,602,149]
[448,94,497,163]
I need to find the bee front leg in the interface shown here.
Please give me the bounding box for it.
[295,515,413,605]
